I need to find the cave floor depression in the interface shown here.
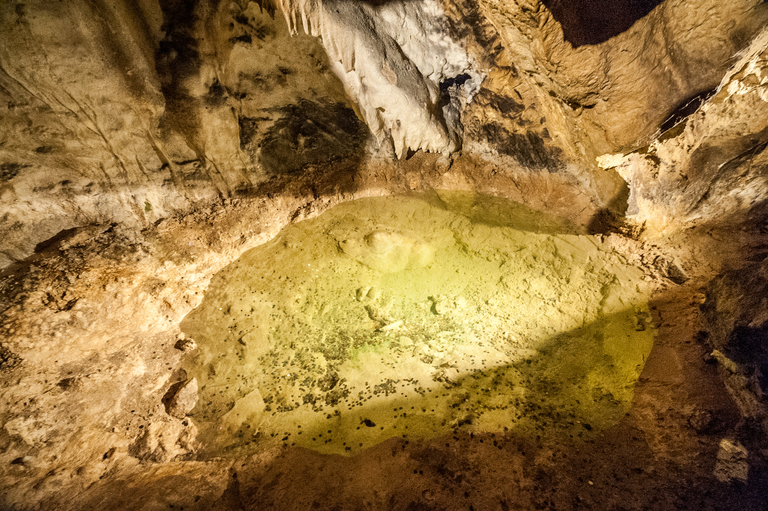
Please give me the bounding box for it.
[157,193,764,511]
[2,188,766,510]
[181,192,656,457]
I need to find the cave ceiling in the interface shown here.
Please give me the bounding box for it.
[0,0,766,265]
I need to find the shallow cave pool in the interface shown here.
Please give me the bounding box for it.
[180,192,656,456]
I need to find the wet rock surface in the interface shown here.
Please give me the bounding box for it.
[1,0,768,509]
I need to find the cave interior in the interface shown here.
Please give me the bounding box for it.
[1,0,768,509]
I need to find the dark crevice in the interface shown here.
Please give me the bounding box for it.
[0,162,31,181]
[726,325,768,394]
[439,73,471,103]
[254,100,369,175]
[587,182,630,235]
[659,88,717,135]
[33,227,81,253]
[542,0,664,46]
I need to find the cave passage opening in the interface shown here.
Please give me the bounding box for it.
[179,192,656,457]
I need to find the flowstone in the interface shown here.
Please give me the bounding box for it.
[180,192,655,456]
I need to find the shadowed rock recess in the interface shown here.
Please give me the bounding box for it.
[1,0,768,509]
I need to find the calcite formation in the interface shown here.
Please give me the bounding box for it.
[1,0,768,509]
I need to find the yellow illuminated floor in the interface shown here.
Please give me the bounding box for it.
[180,192,655,456]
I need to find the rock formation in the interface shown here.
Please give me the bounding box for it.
[1,0,768,509]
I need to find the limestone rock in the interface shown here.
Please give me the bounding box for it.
[714,438,749,483]
[1,0,768,508]
[598,28,768,233]
[219,389,266,433]
[166,378,199,419]
[0,0,355,268]
[128,420,197,463]
[276,0,480,157]
[174,338,197,353]
[430,295,451,316]
[2,0,766,268]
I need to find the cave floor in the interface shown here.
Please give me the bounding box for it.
[180,193,656,460]
[70,283,768,511]
[2,187,768,510]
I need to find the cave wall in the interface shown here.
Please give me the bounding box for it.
[0,0,361,267]
[600,29,768,233]
[702,258,768,452]
[1,0,768,507]
[2,0,767,268]
[470,0,767,154]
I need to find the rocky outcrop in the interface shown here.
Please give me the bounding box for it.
[467,0,768,155]
[598,28,768,233]
[166,378,198,419]
[701,257,768,444]
[453,0,768,224]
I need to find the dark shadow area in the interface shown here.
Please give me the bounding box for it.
[727,324,768,392]
[464,90,564,172]
[587,181,630,235]
[421,189,582,234]
[658,88,717,136]
[747,198,768,237]
[334,0,421,5]
[473,123,564,171]
[541,0,664,46]
[0,343,21,372]
[154,1,204,145]
[33,227,81,253]
[438,74,471,103]
[0,162,31,181]
[701,243,768,398]
[253,100,370,176]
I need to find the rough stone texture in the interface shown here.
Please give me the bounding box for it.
[714,438,750,483]
[175,337,198,353]
[0,153,766,509]
[465,0,768,153]
[0,0,356,267]
[167,378,198,419]
[276,0,481,158]
[1,0,768,509]
[2,0,767,267]
[701,258,768,447]
[598,28,768,233]
[445,0,768,217]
